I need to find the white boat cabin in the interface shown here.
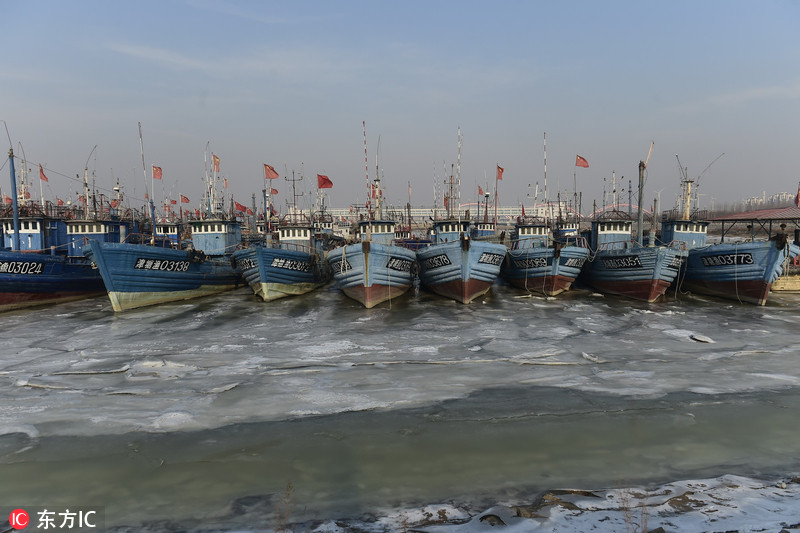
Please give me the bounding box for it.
[511,223,551,249]
[660,219,708,249]
[278,224,315,250]
[188,219,242,256]
[155,222,181,248]
[590,220,633,250]
[471,222,495,239]
[430,220,470,244]
[66,219,127,255]
[358,219,397,245]
[3,217,62,252]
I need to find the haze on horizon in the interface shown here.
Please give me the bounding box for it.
[2,1,799,216]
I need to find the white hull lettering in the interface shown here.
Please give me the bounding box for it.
[667,256,684,269]
[330,259,352,272]
[563,257,586,268]
[513,257,547,269]
[387,257,413,272]
[422,254,452,270]
[270,257,312,272]
[700,253,754,267]
[0,261,45,275]
[238,258,258,270]
[601,255,643,269]
[134,258,191,272]
[478,253,504,266]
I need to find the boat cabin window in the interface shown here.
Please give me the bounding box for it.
[599,222,631,233]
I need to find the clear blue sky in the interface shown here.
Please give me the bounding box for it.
[2,0,799,214]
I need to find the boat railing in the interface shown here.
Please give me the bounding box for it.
[594,239,636,252]
[121,233,174,248]
[472,233,507,245]
[561,235,590,249]
[510,237,550,250]
[512,234,589,250]
[278,242,321,255]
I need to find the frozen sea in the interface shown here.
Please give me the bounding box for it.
[2,282,800,532]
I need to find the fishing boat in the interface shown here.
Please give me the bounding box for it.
[661,156,799,305]
[84,137,243,311]
[416,147,507,304]
[0,148,135,312]
[232,174,331,302]
[416,217,506,303]
[326,124,417,308]
[86,216,243,312]
[501,213,589,296]
[581,158,687,302]
[500,134,589,296]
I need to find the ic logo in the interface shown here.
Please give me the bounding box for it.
[9,509,29,530]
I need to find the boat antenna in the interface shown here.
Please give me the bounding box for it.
[84,144,97,220]
[694,152,725,211]
[637,141,653,245]
[374,136,383,220]
[457,126,462,211]
[5,134,21,250]
[363,120,370,219]
[138,123,156,244]
[543,132,548,222]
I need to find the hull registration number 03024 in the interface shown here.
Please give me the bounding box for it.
[0,261,45,275]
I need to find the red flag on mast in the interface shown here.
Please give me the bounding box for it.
[180,195,190,203]
[478,185,484,196]
[234,201,247,212]
[575,155,589,168]
[317,174,333,189]
[152,165,163,180]
[39,164,48,182]
[263,164,279,179]
[212,155,220,173]
[496,165,504,180]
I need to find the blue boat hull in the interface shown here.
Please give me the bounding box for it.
[502,245,589,296]
[417,239,506,304]
[678,241,799,305]
[327,241,416,308]
[232,245,329,302]
[0,251,106,312]
[582,246,686,302]
[84,242,243,311]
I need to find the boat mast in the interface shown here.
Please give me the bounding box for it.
[84,144,97,220]
[138,123,157,244]
[456,127,462,221]
[543,132,549,224]
[447,164,455,219]
[374,137,383,220]
[637,141,654,245]
[7,148,20,250]
[205,142,213,217]
[286,170,304,223]
[363,121,370,221]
